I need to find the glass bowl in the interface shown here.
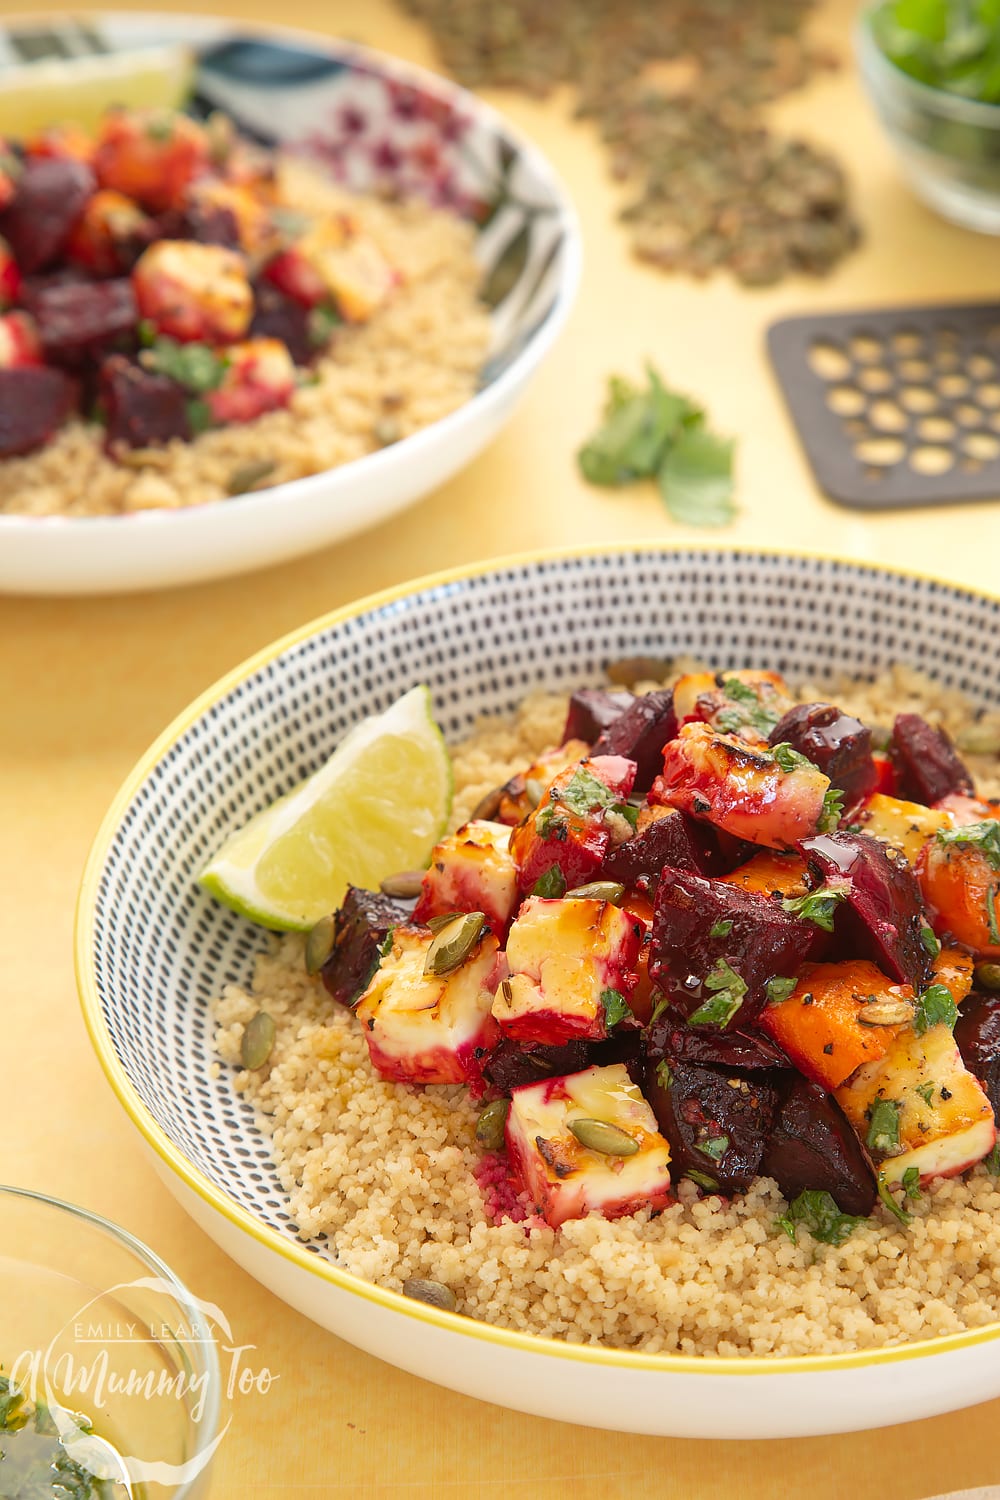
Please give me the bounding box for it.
[0,1185,220,1497]
[856,8,1000,233]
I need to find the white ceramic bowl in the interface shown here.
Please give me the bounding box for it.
[77,546,1000,1438]
[0,13,580,594]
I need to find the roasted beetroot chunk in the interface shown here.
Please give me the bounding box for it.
[0,158,95,272]
[0,365,76,455]
[561,688,636,747]
[250,280,314,367]
[593,689,678,793]
[649,868,828,1027]
[319,885,413,1008]
[27,278,137,363]
[100,355,191,449]
[602,808,723,893]
[646,1002,788,1071]
[760,1074,876,1217]
[955,991,1000,1117]
[644,1054,779,1193]
[891,712,975,805]
[769,702,876,806]
[799,831,931,991]
[483,1037,592,1094]
[157,200,241,250]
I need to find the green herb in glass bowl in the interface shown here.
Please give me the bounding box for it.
[859,0,1000,231]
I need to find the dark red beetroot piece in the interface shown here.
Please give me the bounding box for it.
[768,702,876,806]
[760,1074,876,1216]
[26,278,137,363]
[649,867,829,1026]
[0,158,95,273]
[0,365,77,456]
[319,885,413,1008]
[644,1054,780,1193]
[593,689,678,793]
[799,831,931,991]
[156,202,241,250]
[484,1037,592,1094]
[955,991,1000,1117]
[602,809,724,894]
[646,1002,788,1071]
[250,281,314,368]
[891,712,974,805]
[561,689,636,746]
[100,355,191,449]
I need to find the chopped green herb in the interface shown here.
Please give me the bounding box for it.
[699,1133,729,1161]
[866,1097,903,1156]
[137,317,158,348]
[771,741,813,774]
[600,987,631,1028]
[578,363,736,528]
[308,302,342,348]
[901,1166,922,1202]
[685,1169,720,1192]
[531,865,567,898]
[650,994,671,1025]
[877,1172,913,1226]
[782,880,850,933]
[765,975,798,1005]
[936,818,1000,869]
[145,336,227,394]
[559,767,619,816]
[913,982,958,1037]
[920,923,942,957]
[870,0,1000,104]
[709,918,733,938]
[656,1059,674,1089]
[986,1141,1000,1175]
[146,115,174,141]
[688,958,747,1027]
[716,678,780,738]
[818,786,845,834]
[775,1189,867,1247]
[186,398,214,435]
[916,1081,935,1106]
[611,800,640,830]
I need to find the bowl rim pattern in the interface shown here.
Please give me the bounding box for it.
[76,541,1000,1377]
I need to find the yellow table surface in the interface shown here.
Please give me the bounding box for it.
[4,0,1000,1494]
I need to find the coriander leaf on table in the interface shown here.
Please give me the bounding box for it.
[578,364,697,486]
[658,426,736,528]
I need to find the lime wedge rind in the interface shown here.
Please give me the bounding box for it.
[0,45,195,137]
[198,685,452,932]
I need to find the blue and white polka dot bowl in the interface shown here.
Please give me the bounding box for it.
[0,12,580,595]
[77,545,1000,1438]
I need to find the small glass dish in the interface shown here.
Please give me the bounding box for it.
[0,1185,220,1497]
[856,8,1000,234]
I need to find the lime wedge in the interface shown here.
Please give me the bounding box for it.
[199,685,453,931]
[0,45,195,137]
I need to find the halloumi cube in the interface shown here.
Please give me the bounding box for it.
[835,1022,996,1187]
[853,793,951,865]
[413,820,518,934]
[505,1063,672,1228]
[355,923,500,1085]
[493,896,642,1044]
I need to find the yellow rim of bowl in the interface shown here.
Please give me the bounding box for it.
[76,540,1000,1378]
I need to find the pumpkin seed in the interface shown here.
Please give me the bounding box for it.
[227,459,275,496]
[606,656,673,685]
[380,869,425,899]
[859,1000,914,1026]
[305,914,336,975]
[401,1278,457,1313]
[957,723,1000,757]
[975,962,1000,992]
[567,881,626,904]
[471,785,504,820]
[426,909,464,934]
[476,1098,510,1150]
[568,1117,640,1156]
[424,912,485,975]
[241,1011,276,1070]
